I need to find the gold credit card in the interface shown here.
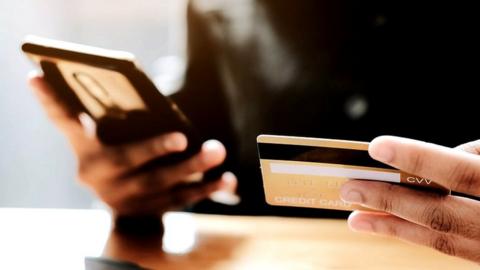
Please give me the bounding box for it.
[257,135,449,211]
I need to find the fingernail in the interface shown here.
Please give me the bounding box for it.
[163,133,186,151]
[203,140,221,152]
[209,191,241,205]
[28,70,41,79]
[340,187,364,204]
[217,172,237,191]
[369,137,394,163]
[222,171,236,184]
[351,220,373,232]
[78,113,97,138]
[202,140,225,164]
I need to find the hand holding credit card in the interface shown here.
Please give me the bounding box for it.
[257,135,450,211]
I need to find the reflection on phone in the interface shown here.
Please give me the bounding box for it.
[73,72,126,119]
[57,61,147,119]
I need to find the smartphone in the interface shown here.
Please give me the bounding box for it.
[22,35,206,167]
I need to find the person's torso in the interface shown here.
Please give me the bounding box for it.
[184,0,480,216]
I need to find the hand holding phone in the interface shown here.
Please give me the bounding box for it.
[24,36,239,217]
[22,36,198,146]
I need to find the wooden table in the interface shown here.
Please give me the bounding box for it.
[0,208,477,269]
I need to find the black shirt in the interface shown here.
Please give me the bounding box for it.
[172,0,480,217]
